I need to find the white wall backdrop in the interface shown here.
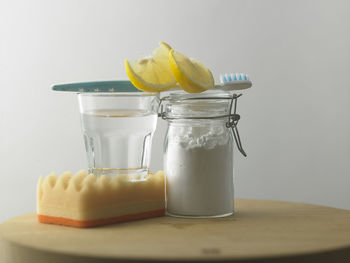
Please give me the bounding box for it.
[0,0,349,222]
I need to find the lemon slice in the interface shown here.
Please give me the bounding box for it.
[169,49,214,93]
[125,42,177,92]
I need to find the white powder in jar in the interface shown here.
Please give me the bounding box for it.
[165,124,234,217]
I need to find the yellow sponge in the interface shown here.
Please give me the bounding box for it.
[37,170,165,227]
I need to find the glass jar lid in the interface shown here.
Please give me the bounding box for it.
[160,90,235,119]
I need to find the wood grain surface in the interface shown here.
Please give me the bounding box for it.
[1,199,349,263]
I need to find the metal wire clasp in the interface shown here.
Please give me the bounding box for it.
[158,97,166,120]
[226,94,247,157]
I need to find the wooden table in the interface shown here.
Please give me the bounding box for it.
[1,199,349,263]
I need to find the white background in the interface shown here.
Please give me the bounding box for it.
[0,0,349,223]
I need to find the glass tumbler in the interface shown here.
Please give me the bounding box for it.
[48,80,159,179]
[78,92,159,179]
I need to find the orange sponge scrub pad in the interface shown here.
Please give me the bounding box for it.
[37,170,165,228]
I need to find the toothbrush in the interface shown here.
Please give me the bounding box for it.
[216,73,252,90]
[51,73,252,93]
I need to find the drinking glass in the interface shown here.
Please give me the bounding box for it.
[53,81,159,179]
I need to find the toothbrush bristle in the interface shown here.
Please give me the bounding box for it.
[220,73,250,83]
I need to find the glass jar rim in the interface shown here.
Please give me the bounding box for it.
[160,91,235,119]
[164,90,233,102]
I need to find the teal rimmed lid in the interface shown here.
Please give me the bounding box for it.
[52,80,142,93]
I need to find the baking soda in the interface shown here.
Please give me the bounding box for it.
[165,124,234,217]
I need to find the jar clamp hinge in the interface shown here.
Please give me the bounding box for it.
[226,94,247,157]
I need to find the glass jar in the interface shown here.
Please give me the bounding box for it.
[161,91,245,218]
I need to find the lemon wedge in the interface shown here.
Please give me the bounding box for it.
[125,42,177,92]
[169,49,214,93]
